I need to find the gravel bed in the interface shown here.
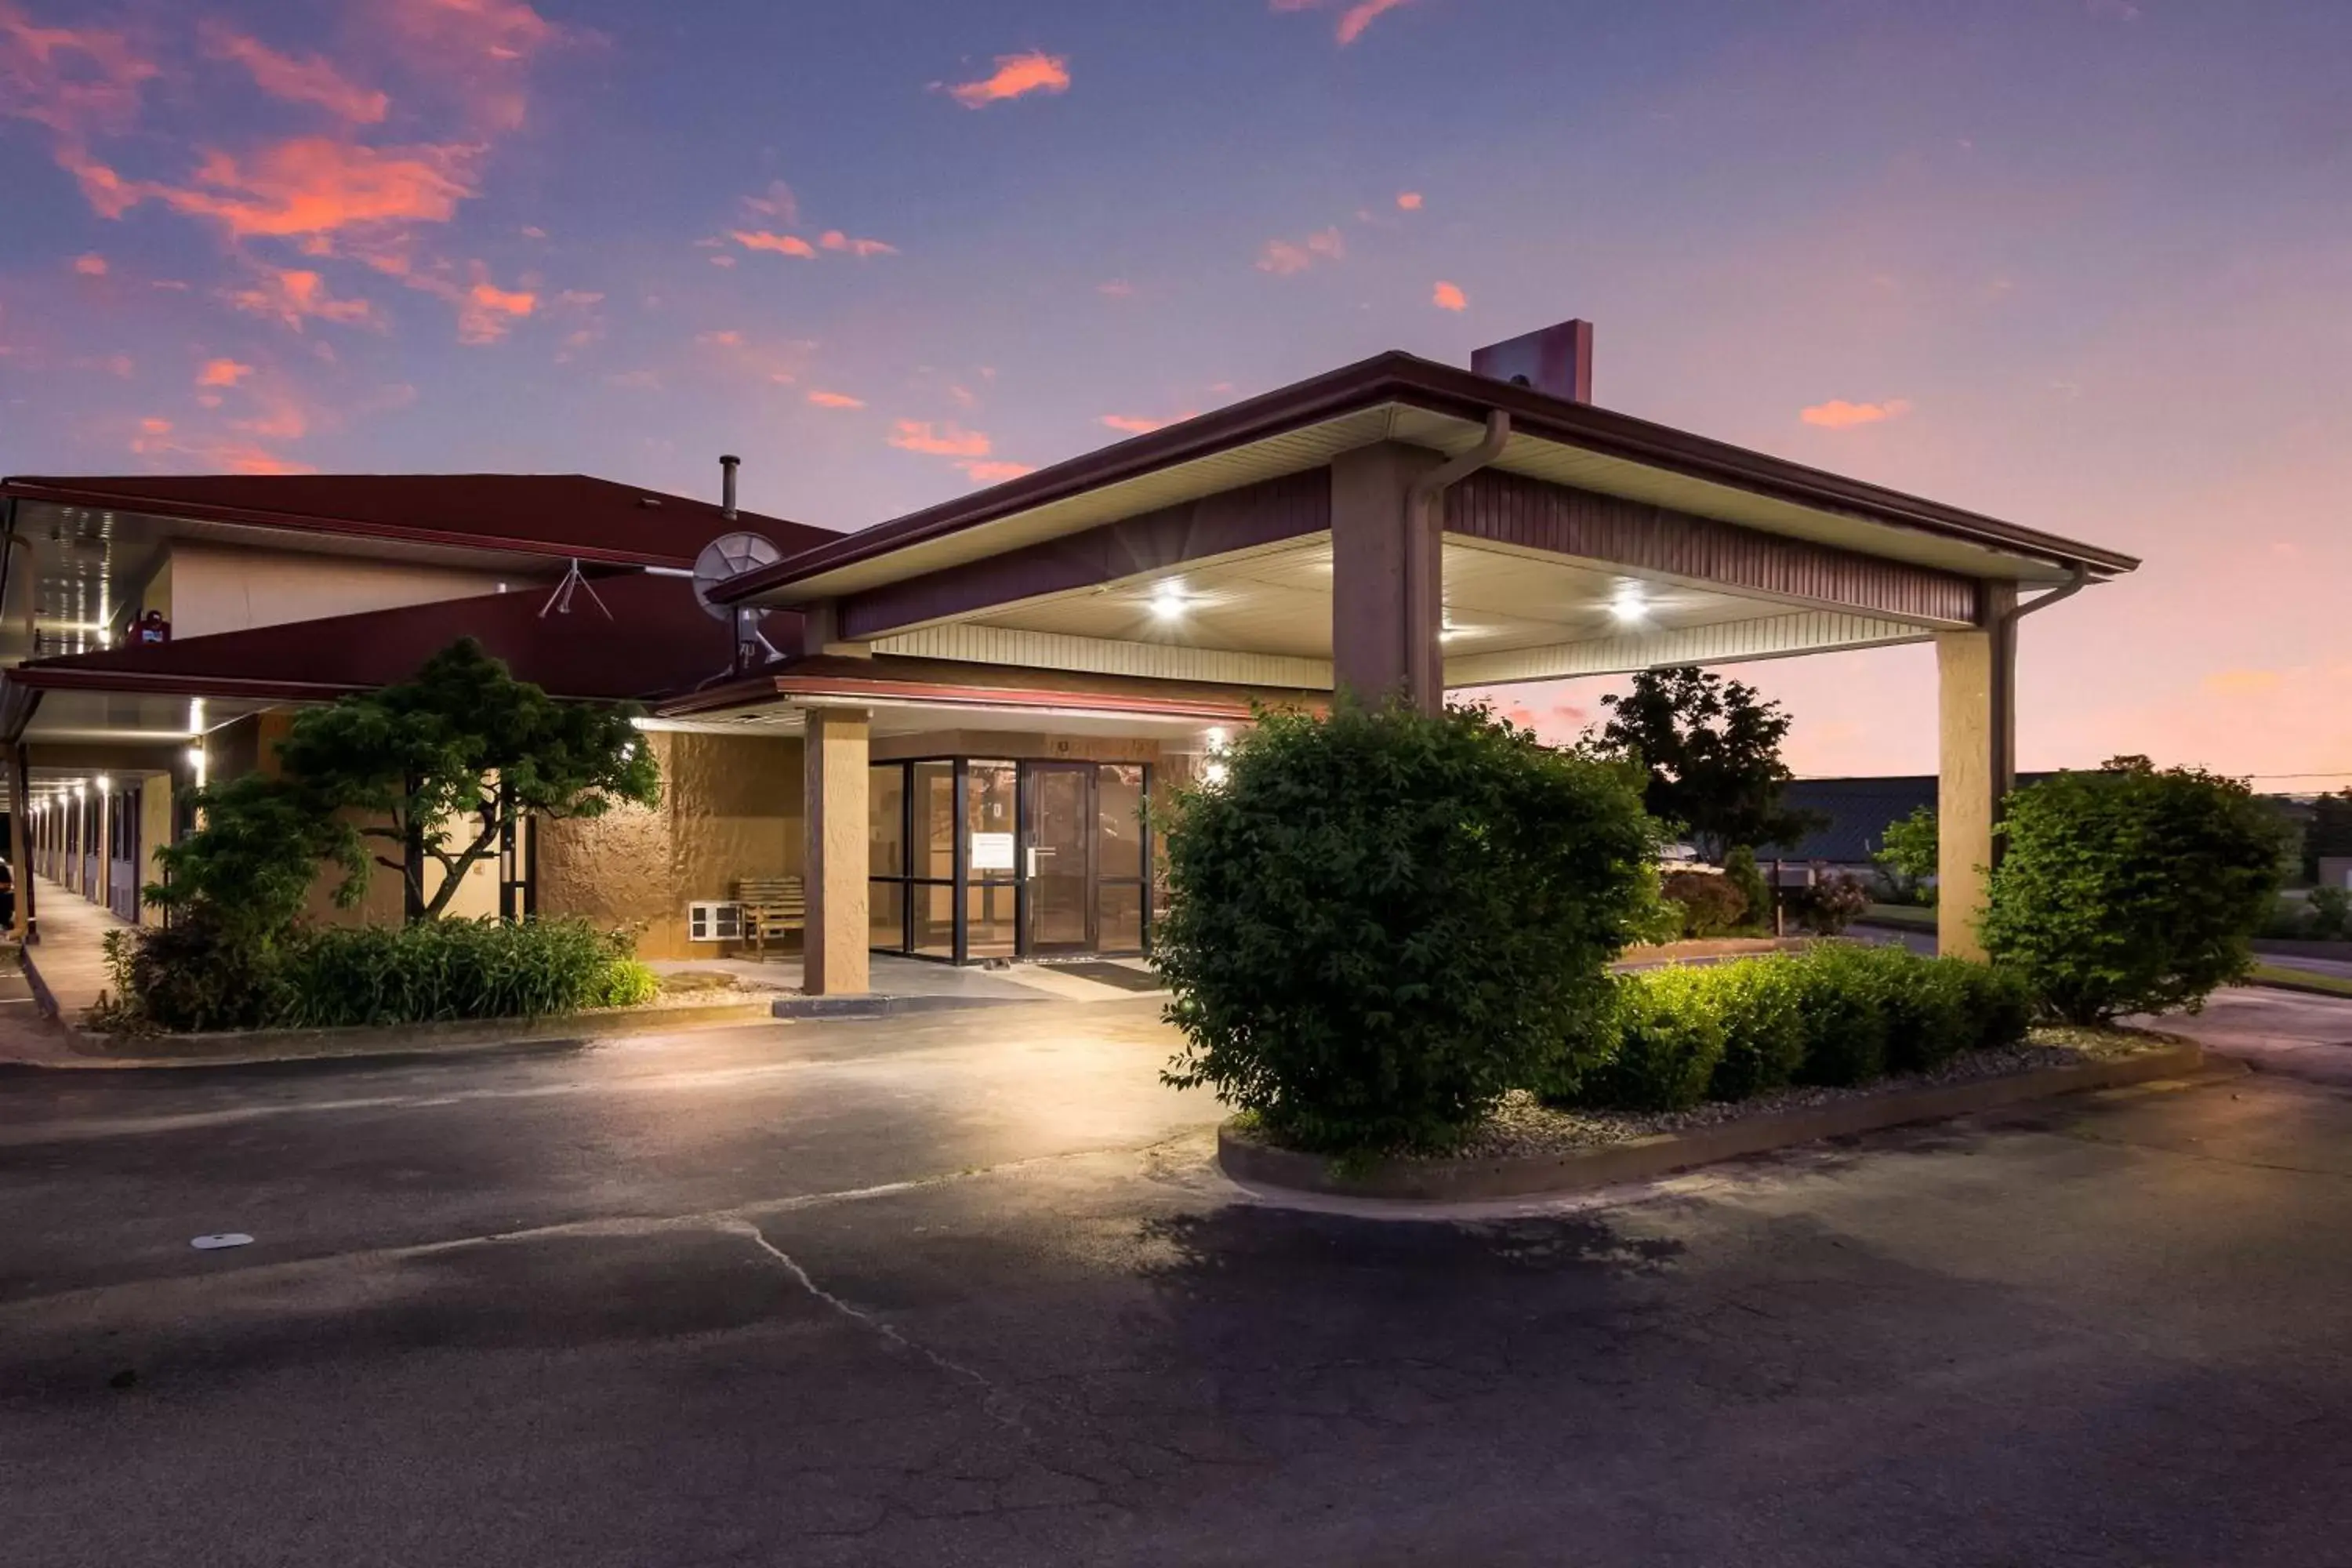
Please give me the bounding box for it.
[1456,1025,2181,1161]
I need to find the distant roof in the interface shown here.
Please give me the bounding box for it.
[1779,775,2061,862]
[9,571,768,704]
[0,473,834,571]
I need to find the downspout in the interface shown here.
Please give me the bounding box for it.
[1983,561,2093,852]
[1403,409,1511,713]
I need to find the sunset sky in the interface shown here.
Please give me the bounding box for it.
[2,0,2345,786]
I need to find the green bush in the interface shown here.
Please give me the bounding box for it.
[1660,869,1747,938]
[1723,847,1772,934]
[1553,945,2038,1112]
[93,917,653,1033]
[1566,969,1726,1112]
[1156,701,1657,1156]
[274,918,653,1029]
[1980,757,2288,1022]
[1702,956,1811,1101]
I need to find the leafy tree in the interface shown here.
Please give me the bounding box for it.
[145,772,365,942]
[274,638,662,921]
[1875,805,1940,904]
[1157,699,1658,1156]
[1589,666,1822,862]
[2307,788,2352,883]
[1980,757,2287,1023]
[1723,845,1771,932]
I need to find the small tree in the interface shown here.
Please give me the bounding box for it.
[1875,805,1939,904]
[1980,757,2287,1023]
[2306,788,2352,884]
[1157,700,1657,1155]
[1589,666,1823,861]
[274,638,662,920]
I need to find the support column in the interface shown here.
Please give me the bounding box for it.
[5,744,27,942]
[1936,583,2017,960]
[1329,445,1444,712]
[801,706,870,996]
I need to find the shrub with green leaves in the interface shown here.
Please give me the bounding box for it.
[1552,944,2036,1112]
[1702,955,1811,1101]
[1785,942,1895,1085]
[1723,847,1772,933]
[1157,700,1657,1156]
[1660,870,1747,938]
[1785,870,1871,935]
[1568,969,1726,1112]
[1981,757,2288,1023]
[274,918,655,1029]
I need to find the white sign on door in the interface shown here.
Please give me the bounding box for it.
[970,832,1016,872]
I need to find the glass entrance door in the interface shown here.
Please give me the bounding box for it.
[1023,763,1094,954]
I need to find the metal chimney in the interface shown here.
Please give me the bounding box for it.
[1471,319,1593,403]
[719,453,740,519]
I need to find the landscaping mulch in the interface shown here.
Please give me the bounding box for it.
[1457,1025,2182,1161]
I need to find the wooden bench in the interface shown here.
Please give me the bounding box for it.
[736,876,805,957]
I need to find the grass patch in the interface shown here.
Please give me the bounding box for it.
[2250,964,2352,999]
[1860,902,1937,932]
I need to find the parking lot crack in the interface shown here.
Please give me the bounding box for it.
[718,1218,1030,1436]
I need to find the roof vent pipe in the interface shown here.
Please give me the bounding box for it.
[720,454,740,520]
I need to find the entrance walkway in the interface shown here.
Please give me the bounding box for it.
[647,952,1167,1004]
[21,875,128,1021]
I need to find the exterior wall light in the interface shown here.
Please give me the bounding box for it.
[1150,584,1189,620]
[1203,760,1230,787]
[1204,726,1229,753]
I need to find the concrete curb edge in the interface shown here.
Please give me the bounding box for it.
[1218,1041,2220,1203]
[56,999,781,1069]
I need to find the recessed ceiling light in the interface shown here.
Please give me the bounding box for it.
[1610,583,1650,625]
[1151,584,1189,620]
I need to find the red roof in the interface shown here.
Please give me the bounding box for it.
[11,571,777,703]
[0,472,835,570]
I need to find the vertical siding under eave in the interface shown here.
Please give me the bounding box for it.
[1446,470,1979,625]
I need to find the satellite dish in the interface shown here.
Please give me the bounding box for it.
[693,531,783,621]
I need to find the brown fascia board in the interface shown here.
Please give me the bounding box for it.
[0,477,724,569]
[7,666,362,702]
[658,670,1316,724]
[713,350,2140,604]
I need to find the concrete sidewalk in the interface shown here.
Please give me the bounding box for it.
[19,875,130,1019]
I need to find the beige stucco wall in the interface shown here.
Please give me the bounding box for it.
[158,541,521,640]
[537,731,805,960]
[137,771,172,926]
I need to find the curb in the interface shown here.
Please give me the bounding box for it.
[16,947,60,1022]
[771,993,1044,1020]
[1218,1041,2219,1203]
[56,999,780,1069]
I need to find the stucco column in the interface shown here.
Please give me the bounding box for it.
[1936,583,2017,960]
[1330,444,1444,712]
[5,745,27,940]
[801,706,870,996]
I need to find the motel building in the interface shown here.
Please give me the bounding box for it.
[0,323,2136,993]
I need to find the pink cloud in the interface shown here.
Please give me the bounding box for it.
[201,23,390,124]
[696,329,742,347]
[228,267,375,330]
[197,357,254,388]
[1257,227,1345,274]
[1396,191,1423,210]
[731,229,816,259]
[806,390,865,408]
[372,0,561,133]
[889,419,991,457]
[1098,279,1134,297]
[1272,0,1417,46]
[740,180,797,223]
[959,459,1034,485]
[1800,397,1914,429]
[0,3,159,213]
[137,416,171,434]
[1432,279,1467,311]
[818,229,897,257]
[71,252,106,276]
[945,51,1070,108]
[142,137,479,240]
[456,269,534,344]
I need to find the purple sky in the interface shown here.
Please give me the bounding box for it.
[2,0,2345,786]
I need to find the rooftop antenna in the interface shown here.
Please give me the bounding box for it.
[539,558,612,619]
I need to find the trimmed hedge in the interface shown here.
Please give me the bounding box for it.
[1550,945,2035,1113]
[96,916,657,1034]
